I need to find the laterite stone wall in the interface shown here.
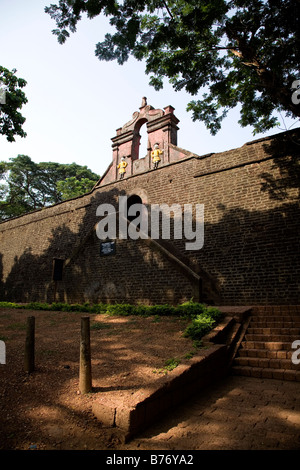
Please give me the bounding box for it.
[0,123,299,306]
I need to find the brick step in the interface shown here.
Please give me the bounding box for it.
[251,308,300,316]
[251,314,300,319]
[250,320,300,328]
[238,347,294,360]
[250,315,300,320]
[245,333,299,342]
[250,314,300,320]
[232,310,300,382]
[247,327,300,335]
[241,341,292,350]
[231,365,300,381]
[250,316,300,324]
[233,356,299,371]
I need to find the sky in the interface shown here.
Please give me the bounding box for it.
[0,0,299,178]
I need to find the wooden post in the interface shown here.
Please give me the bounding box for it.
[79,316,92,394]
[24,316,35,373]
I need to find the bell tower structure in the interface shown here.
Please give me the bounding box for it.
[98,98,181,185]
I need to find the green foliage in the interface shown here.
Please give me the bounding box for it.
[0,155,100,220]
[0,300,221,324]
[0,66,27,142]
[184,351,195,360]
[0,300,222,366]
[153,356,181,374]
[183,307,223,342]
[175,300,207,317]
[105,303,136,316]
[46,0,300,135]
[163,357,181,371]
[56,176,97,200]
[0,301,24,309]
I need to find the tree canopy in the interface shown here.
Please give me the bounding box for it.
[0,66,28,142]
[0,155,100,221]
[45,0,300,135]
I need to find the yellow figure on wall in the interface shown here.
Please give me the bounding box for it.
[118,157,128,179]
[151,143,163,169]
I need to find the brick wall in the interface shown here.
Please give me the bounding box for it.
[0,128,299,306]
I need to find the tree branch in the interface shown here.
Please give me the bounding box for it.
[162,0,174,20]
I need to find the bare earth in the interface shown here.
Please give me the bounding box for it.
[1,308,300,452]
[0,308,194,450]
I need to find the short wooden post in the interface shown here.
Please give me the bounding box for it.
[79,316,92,394]
[24,316,35,373]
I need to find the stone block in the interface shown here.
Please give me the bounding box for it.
[92,397,116,427]
[115,402,146,434]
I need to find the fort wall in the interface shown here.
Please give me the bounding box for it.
[0,101,299,306]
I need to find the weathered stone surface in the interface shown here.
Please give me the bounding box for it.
[0,100,299,307]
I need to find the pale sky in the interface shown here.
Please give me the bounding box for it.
[0,0,298,177]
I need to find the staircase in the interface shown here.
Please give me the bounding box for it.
[232,306,300,381]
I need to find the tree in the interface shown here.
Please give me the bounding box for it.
[0,66,28,142]
[45,0,300,135]
[0,155,100,220]
[57,176,98,199]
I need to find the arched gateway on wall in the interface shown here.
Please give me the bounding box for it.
[0,96,299,307]
[97,98,181,185]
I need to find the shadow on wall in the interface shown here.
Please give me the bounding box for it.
[55,188,205,305]
[0,130,299,307]
[260,130,300,201]
[190,129,300,305]
[0,184,208,305]
[0,187,122,303]
[195,202,299,305]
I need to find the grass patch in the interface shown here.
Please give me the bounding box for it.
[164,357,181,371]
[183,307,223,343]
[152,315,161,323]
[153,357,181,374]
[0,300,223,344]
[0,299,221,320]
[184,351,195,360]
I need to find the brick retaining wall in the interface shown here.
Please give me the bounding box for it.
[0,129,299,306]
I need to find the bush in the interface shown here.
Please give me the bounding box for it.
[25,302,52,310]
[146,304,176,316]
[0,298,222,338]
[105,303,135,316]
[0,301,23,309]
[175,301,207,317]
[183,308,223,342]
[164,357,181,371]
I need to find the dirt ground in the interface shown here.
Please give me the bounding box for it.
[0,308,195,450]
